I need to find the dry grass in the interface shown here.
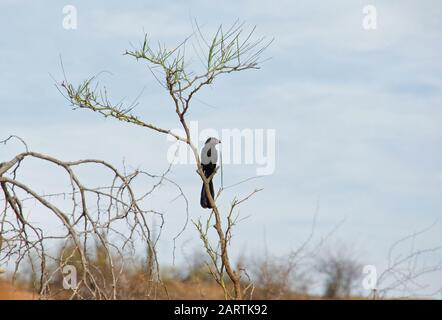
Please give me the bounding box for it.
[0,245,360,300]
[0,280,39,300]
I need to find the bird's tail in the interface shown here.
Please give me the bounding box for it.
[200,180,214,209]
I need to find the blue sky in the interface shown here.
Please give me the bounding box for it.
[1,0,441,297]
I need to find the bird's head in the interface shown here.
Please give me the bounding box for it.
[205,137,221,145]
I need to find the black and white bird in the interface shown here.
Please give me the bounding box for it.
[200,137,221,209]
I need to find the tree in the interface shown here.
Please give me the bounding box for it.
[316,247,362,298]
[59,21,271,300]
[0,135,182,299]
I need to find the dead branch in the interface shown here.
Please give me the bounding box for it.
[0,138,184,299]
[59,21,269,300]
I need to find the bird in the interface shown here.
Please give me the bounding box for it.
[200,137,221,209]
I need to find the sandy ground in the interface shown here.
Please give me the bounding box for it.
[0,280,38,300]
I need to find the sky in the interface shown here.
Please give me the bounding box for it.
[1,0,441,297]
